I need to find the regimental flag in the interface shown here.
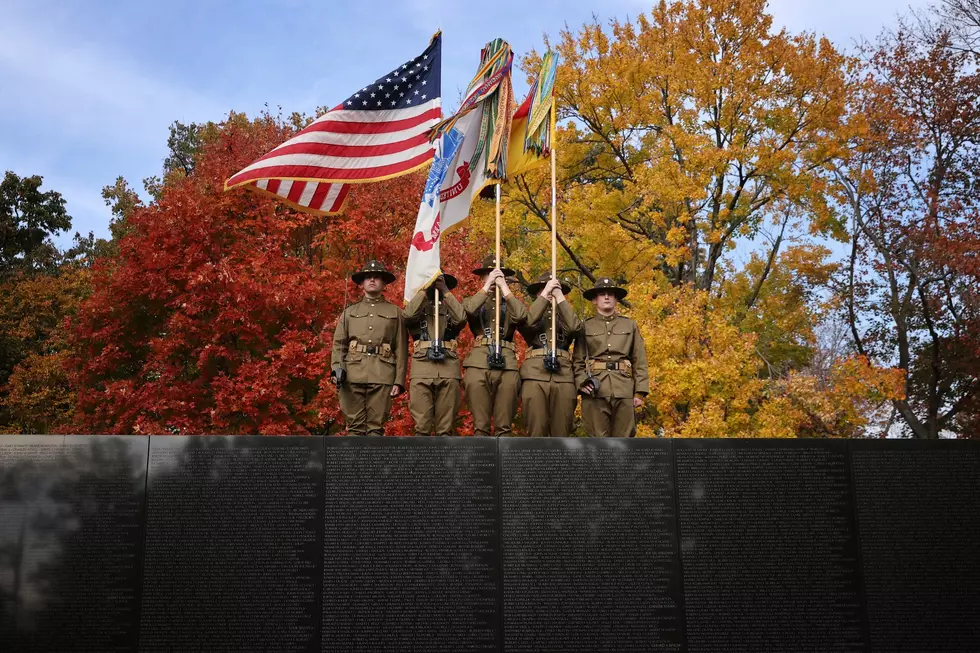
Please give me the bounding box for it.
[428,38,514,181]
[225,33,443,215]
[506,50,558,178]
[404,39,514,301]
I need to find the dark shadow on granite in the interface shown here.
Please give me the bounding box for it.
[137,435,323,653]
[0,434,148,652]
[499,437,684,653]
[321,436,501,653]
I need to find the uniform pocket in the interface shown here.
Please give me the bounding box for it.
[378,313,399,340]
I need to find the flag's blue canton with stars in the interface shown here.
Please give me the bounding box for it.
[225,33,442,197]
[341,34,442,111]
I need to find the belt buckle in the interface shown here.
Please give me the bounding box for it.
[366,345,377,355]
[605,361,617,370]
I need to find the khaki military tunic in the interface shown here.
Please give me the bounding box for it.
[518,296,584,437]
[461,289,527,436]
[331,295,408,435]
[403,290,466,436]
[573,313,649,437]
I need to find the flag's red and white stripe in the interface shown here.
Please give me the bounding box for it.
[248,179,350,216]
[225,100,441,190]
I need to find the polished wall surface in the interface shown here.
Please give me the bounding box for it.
[1,435,978,652]
[0,435,148,652]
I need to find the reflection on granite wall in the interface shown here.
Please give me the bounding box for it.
[0,435,148,652]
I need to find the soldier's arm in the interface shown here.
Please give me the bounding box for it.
[630,321,650,395]
[572,329,589,389]
[462,290,488,316]
[330,309,348,374]
[443,292,467,325]
[504,293,529,325]
[395,311,409,389]
[556,298,584,334]
[403,290,427,324]
[526,295,549,326]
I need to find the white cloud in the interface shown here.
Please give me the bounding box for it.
[0,9,227,246]
[0,13,222,151]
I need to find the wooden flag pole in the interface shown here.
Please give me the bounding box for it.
[495,183,502,354]
[433,287,440,345]
[550,141,558,354]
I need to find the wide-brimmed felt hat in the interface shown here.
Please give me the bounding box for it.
[472,255,515,277]
[583,276,628,300]
[352,260,396,285]
[426,272,458,292]
[527,271,572,297]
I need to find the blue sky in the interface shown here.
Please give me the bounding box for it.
[1,0,926,249]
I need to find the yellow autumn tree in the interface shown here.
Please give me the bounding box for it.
[472,0,904,437]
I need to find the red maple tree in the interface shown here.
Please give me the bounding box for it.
[68,113,486,435]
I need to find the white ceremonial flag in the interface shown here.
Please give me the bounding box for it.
[404,107,490,301]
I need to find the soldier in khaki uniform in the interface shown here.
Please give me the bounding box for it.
[573,277,649,437]
[518,273,584,437]
[330,260,408,435]
[403,274,466,436]
[462,256,528,436]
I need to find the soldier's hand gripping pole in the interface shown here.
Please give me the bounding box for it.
[427,285,446,361]
[495,183,502,359]
[544,117,561,375]
[486,280,506,369]
[487,184,505,370]
[544,287,560,373]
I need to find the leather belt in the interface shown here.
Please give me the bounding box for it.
[527,348,571,360]
[587,359,632,375]
[348,340,392,356]
[478,337,515,350]
[413,339,458,353]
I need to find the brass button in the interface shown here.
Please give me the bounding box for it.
[368,340,372,343]
[369,326,374,330]
[369,313,373,316]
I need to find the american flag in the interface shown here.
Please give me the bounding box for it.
[225,33,442,215]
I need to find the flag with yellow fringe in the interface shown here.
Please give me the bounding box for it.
[507,50,558,178]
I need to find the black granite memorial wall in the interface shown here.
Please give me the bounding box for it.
[0,434,148,652]
[500,437,684,653]
[138,435,323,653]
[674,439,867,653]
[321,436,500,653]
[850,439,980,652]
[1,435,978,653]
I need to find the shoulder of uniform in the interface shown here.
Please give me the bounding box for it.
[618,316,640,331]
[347,300,365,314]
[377,301,400,318]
